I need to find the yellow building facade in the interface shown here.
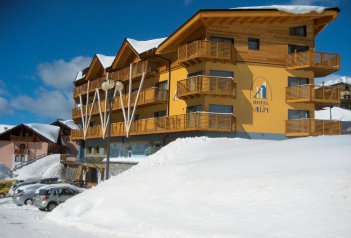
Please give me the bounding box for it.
[71,7,341,158]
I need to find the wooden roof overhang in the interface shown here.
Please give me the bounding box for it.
[84,55,106,81]
[156,8,339,54]
[109,39,141,71]
[0,124,55,143]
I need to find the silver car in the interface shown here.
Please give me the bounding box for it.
[33,184,82,211]
[13,183,46,206]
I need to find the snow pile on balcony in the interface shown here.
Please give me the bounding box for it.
[232,5,327,14]
[48,135,351,238]
[96,54,114,69]
[127,37,167,54]
[13,154,63,180]
[25,123,60,143]
[315,107,351,121]
[324,76,351,86]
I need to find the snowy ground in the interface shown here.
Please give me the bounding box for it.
[0,198,101,238]
[1,136,350,238]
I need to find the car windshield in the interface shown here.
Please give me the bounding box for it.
[37,189,52,195]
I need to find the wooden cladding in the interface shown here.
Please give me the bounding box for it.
[73,77,105,98]
[71,112,236,140]
[286,119,341,137]
[286,51,340,77]
[286,85,340,108]
[72,88,168,119]
[178,40,236,66]
[177,76,236,99]
[110,60,158,81]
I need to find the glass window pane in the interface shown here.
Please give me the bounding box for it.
[209,104,233,113]
[248,38,259,50]
[288,77,309,86]
[209,70,234,78]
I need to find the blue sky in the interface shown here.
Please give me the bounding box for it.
[0,0,350,125]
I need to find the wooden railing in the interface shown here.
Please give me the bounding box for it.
[73,77,105,98]
[71,112,236,140]
[178,40,236,65]
[286,119,341,136]
[177,76,236,98]
[286,85,340,104]
[72,88,168,118]
[286,51,340,77]
[111,60,158,81]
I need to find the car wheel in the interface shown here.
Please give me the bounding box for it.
[47,202,57,211]
[24,198,32,205]
[0,193,5,198]
[39,208,46,211]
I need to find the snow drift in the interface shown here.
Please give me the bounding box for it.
[14,154,63,180]
[48,136,351,238]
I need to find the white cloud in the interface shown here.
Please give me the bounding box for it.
[11,88,73,120]
[37,56,92,90]
[0,80,8,96]
[289,0,340,5]
[0,96,12,114]
[315,73,342,84]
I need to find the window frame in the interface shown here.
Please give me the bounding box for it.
[289,25,307,37]
[248,38,260,50]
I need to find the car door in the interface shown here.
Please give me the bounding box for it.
[58,188,75,203]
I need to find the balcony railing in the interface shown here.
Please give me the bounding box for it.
[286,119,341,137]
[73,77,105,98]
[177,76,236,99]
[71,112,236,140]
[72,88,168,119]
[110,60,158,81]
[286,85,340,108]
[178,40,236,66]
[286,51,340,77]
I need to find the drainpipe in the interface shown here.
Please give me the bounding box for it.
[155,55,172,116]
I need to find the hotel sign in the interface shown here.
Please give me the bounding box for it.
[250,77,272,113]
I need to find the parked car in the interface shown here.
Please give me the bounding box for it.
[33,184,82,211]
[13,183,46,206]
[9,177,59,196]
[0,180,14,198]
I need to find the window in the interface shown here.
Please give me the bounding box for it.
[187,71,203,78]
[288,110,310,120]
[89,121,98,127]
[154,110,166,117]
[248,38,259,50]
[210,36,234,44]
[155,81,168,90]
[345,86,349,91]
[87,146,92,155]
[187,105,202,113]
[288,77,309,86]
[210,70,234,78]
[94,145,100,155]
[209,104,233,113]
[290,25,307,37]
[288,44,309,54]
[59,189,75,196]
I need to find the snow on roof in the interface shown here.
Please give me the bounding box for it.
[58,119,80,130]
[315,107,351,121]
[24,123,60,143]
[232,5,327,14]
[96,54,115,69]
[324,76,351,86]
[75,67,89,81]
[0,124,14,134]
[126,37,167,54]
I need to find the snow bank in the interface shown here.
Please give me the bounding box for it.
[232,5,327,14]
[14,154,63,180]
[48,135,351,238]
[127,37,167,54]
[315,107,351,121]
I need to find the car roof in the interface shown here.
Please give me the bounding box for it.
[37,183,79,191]
[20,183,46,191]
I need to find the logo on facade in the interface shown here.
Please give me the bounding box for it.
[250,77,272,113]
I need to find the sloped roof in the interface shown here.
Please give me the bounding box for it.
[0,125,14,134]
[324,76,351,87]
[126,37,167,54]
[56,119,80,130]
[96,54,115,68]
[231,5,327,14]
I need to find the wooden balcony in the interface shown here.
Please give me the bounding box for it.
[286,51,340,77]
[286,119,341,137]
[110,60,158,81]
[178,40,236,66]
[286,85,340,109]
[72,88,168,119]
[177,76,236,99]
[73,77,105,98]
[71,112,236,140]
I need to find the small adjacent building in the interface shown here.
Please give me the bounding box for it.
[324,76,351,110]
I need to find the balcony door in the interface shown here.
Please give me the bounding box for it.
[288,109,310,120]
[288,77,309,86]
[288,44,309,54]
